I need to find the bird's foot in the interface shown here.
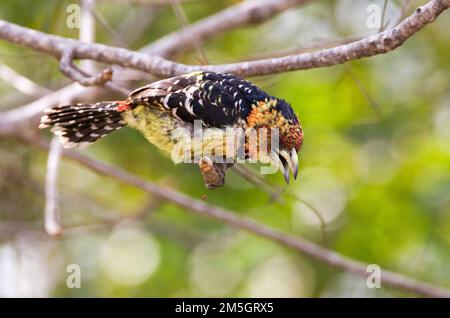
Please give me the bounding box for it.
[199,156,232,189]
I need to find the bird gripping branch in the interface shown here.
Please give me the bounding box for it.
[40,71,303,187]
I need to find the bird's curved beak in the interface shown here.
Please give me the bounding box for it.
[277,149,299,184]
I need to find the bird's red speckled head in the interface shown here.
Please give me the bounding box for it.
[246,98,303,184]
[280,122,303,152]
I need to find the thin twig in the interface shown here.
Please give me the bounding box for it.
[80,0,96,72]
[399,0,414,22]
[379,0,390,32]
[232,164,327,243]
[0,60,52,97]
[112,7,160,47]
[170,0,209,64]
[92,10,126,47]
[231,37,362,63]
[232,164,285,204]
[344,63,383,119]
[44,136,63,237]
[145,0,313,57]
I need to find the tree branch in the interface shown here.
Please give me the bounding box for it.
[0,0,448,77]
[17,133,450,298]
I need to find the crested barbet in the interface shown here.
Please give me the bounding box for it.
[40,71,303,187]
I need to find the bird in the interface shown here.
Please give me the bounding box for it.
[39,71,303,186]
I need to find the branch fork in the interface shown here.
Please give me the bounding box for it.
[59,48,113,86]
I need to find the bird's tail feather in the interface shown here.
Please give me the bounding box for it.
[39,101,128,148]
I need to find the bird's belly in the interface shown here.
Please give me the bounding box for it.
[122,106,247,163]
[122,105,181,154]
[171,126,250,164]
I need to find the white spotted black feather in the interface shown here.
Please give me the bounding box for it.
[126,71,276,127]
[39,102,126,148]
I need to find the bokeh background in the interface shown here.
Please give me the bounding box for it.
[0,0,449,297]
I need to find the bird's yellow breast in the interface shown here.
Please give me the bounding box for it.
[122,105,179,154]
[121,105,245,163]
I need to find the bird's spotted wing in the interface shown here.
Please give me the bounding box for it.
[126,71,271,127]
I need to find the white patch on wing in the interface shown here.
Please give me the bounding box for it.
[163,94,171,109]
[183,86,198,116]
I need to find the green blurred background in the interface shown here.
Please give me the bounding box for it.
[0,0,449,297]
